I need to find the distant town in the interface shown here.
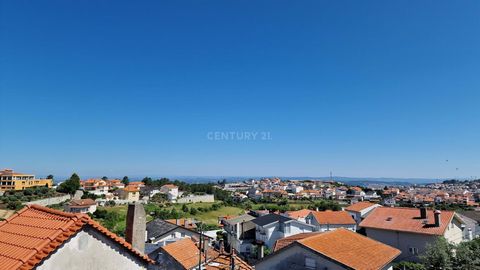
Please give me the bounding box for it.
[1,168,479,270]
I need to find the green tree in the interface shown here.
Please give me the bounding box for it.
[57,173,81,194]
[142,177,153,186]
[453,238,480,269]
[182,204,189,213]
[190,207,198,215]
[122,176,129,185]
[101,176,108,181]
[46,174,54,180]
[421,237,454,270]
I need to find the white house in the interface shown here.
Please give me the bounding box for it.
[0,204,153,270]
[252,213,315,249]
[256,228,400,270]
[345,201,381,224]
[360,207,465,262]
[223,214,256,255]
[160,184,179,201]
[305,210,357,232]
[64,198,97,214]
[146,218,206,247]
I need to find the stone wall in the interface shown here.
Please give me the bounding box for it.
[24,194,71,206]
[176,194,215,203]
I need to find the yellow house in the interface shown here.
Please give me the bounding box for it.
[0,169,53,191]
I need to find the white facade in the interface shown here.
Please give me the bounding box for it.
[255,220,315,249]
[36,228,148,270]
[347,204,381,224]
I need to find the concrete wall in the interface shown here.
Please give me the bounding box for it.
[36,227,148,270]
[365,217,463,262]
[176,194,214,203]
[256,244,347,270]
[24,194,71,206]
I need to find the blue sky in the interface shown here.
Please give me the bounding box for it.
[1,1,479,179]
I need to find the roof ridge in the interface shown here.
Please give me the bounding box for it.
[28,204,83,219]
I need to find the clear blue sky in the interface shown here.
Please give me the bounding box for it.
[1,1,479,179]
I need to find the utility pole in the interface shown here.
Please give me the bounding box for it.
[198,222,203,270]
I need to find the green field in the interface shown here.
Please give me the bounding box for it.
[94,201,245,235]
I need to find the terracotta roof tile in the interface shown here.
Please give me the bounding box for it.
[309,211,356,225]
[345,201,378,212]
[285,209,313,219]
[359,207,456,235]
[297,229,400,270]
[273,232,323,252]
[0,205,154,269]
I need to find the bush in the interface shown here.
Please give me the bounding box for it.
[7,201,22,210]
[393,262,426,270]
[190,207,198,215]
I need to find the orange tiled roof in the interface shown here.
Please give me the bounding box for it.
[310,211,356,225]
[161,238,218,269]
[345,201,377,212]
[166,218,197,229]
[0,205,154,270]
[285,209,313,219]
[296,229,400,270]
[205,252,253,270]
[359,207,456,235]
[69,198,96,207]
[161,184,178,189]
[124,185,140,192]
[273,232,323,252]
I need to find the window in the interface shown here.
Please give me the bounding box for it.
[305,257,316,269]
[409,247,418,255]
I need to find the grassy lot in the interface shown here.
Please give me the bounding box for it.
[94,201,245,235]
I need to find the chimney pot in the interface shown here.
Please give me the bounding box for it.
[420,207,427,219]
[434,210,441,227]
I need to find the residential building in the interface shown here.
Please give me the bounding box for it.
[0,169,53,191]
[252,213,315,249]
[282,209,313,223]
[360,207,465,262]
[160,184,179,201]
[81,179,109,195]
[256,228,400,270]
[146,218,204,247]
[345,201,381,224]
[223,214,256,255]
[149,237,252,270]
[119,185,141,202]
[457,211,480,240]
[305,210,357,232]
[64,198,97,214]
[0,204,153,270]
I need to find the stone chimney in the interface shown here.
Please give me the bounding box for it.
[125,203,146,253]
[434,210,441,227]
[420,207,427,219]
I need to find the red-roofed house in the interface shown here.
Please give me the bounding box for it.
[256,229,400,270]
[345,201,381,224]
[0,204,154,270]
[306,211,357,232]
[360,207,465,262]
